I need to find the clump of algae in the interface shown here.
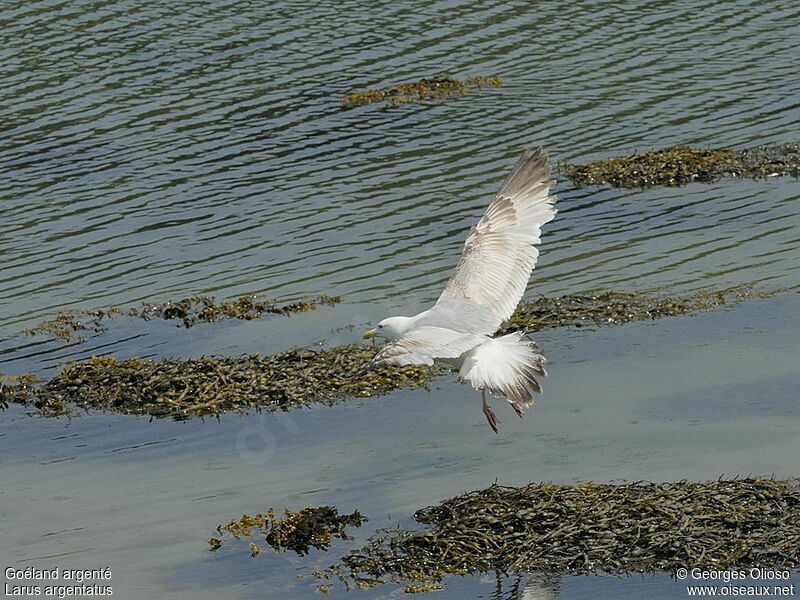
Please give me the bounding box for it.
[0,373,41,411]
[22,294,342,342]
[563,142,800,187]
[209,506,367,557]
[500,285,777,334]
[316,479,800,591]
[341,75,502,108]
[27,349,436,419]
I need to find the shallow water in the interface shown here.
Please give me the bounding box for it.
[1,0,799,597]
[2,294,799,598]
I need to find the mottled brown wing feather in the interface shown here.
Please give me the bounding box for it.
[436,147,557,334]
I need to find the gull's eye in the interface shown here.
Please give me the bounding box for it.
[377,324,383,329]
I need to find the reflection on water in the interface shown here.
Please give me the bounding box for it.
[1,0,799,598]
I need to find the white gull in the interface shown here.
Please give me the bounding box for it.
[363,148,558,433]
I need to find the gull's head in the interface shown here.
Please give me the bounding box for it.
[362,316,413,341]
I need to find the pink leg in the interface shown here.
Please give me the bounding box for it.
[512,403,525,418]
[482,390,499,434]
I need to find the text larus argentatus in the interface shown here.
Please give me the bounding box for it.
[363,148,557,433]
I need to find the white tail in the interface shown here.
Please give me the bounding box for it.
[458,332,547,413]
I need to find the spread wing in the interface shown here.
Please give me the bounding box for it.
[435,147,557,334]
[368,327,486,368]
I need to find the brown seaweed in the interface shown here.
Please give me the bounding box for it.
[499,285,778,334]
[210,506,367,557]
[563,143,800,187]
[341,75,502,108]
[28,350,436,419]
[22,294,342,341]
[318,479,800,591]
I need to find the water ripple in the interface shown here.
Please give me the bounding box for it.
[1,0,798,361]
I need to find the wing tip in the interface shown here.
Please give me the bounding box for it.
[498,146,554,199]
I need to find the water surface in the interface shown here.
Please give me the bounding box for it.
[1,0,799,598]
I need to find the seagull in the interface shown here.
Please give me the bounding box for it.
[362,147,557,433]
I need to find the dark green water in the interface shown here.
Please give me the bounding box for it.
[1,0,799,598]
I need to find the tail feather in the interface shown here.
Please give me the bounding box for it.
[458,331,547,410]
